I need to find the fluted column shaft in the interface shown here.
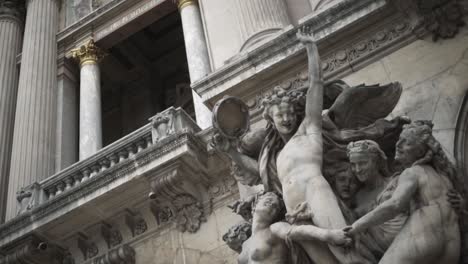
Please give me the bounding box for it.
[0,1,23,223]
[235,0,290,50]
[178,0,212,129]
[71,40,104,160]
[6,0,59,220]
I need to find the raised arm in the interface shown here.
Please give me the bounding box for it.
[297,26,323,131]
[348,168,418,234]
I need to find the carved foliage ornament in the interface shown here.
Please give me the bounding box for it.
[417,0,468,40]
[71,39,106,66]
[148,165,210,233]
[395,0,468,40]
[92,244,135,264]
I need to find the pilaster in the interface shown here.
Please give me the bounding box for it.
[0,0,23,223]
[235,0,291,51]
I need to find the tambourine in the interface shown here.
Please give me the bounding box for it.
[212,96,250,139]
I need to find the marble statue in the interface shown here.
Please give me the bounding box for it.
[346,121,462,264]
[237,192,352,264]
[223,222,252,253]
[215,26,466,264]
[346,140,408,260]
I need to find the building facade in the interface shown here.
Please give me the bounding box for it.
[0,0,467,263]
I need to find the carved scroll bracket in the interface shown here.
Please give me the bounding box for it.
[149,107,201,144]
[0,235,72,264]
[147,163,211,233]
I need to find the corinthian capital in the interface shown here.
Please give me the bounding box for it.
[71,39,106,67]
[0,0,25,20]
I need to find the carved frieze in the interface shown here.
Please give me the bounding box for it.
[394,0,468,41]
[92,244,135,264]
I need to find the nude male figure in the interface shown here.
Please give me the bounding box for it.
[276,27,373,264]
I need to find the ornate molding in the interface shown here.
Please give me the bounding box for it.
[70,39,106,67]
[124,210,147,237]
[100,223,123,249]
[244,19,414,116]
[0,235,71,264]
[148,163,210,233]
[77,233,99,261]
[394,0,468,41]
[92,244,135,264]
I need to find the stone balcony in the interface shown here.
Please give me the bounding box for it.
[0,107,234,264]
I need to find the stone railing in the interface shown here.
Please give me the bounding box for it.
[15,106,200,215]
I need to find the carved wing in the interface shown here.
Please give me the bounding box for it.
[328,82,402,129]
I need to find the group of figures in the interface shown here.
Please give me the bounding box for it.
[213,27,467,264]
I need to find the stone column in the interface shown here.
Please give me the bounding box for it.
[177,0,212,129]
[235,0,291,50]
[71,40,105,160]
[6,0,59,220]
[0,0,23,223]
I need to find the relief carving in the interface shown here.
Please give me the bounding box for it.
[124,210,147,237]
[147,164,210,233]
[0,235,71,264]
[394,0,468,41]
[92,244,135,264]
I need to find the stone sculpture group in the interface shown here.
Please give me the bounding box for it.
[213,26,467,264]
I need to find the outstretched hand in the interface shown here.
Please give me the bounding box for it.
[327,229,353,247]
[296,26,316,44]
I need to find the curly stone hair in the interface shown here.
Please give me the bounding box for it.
[347,140,391,177]
[252,192,286,223]
[401,120,462,193]
[260,86,305,124]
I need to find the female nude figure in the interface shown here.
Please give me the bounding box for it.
[273,27,373,264]
[346,121,461,264]
[346,140,407,259]
[238,192,351,264]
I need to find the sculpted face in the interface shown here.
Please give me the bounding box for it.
[335,169,359,201]
[349,152,379,183]
[269,102,297,136]
[254,194,281,222]
[395,136,426,166]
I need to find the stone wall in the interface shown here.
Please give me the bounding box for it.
[133,203,242,264]
[343,26,468,163]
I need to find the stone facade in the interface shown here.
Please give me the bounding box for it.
[0,0,467,263]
